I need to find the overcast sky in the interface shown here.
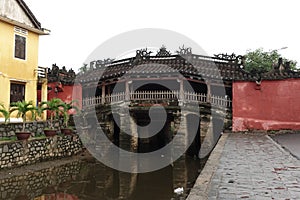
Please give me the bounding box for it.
[24,0,300,72]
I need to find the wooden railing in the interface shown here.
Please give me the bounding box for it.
[82,91,232,108]
[130,91,179,101]
[184,91,207,103]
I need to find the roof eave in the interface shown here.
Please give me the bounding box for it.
[0,16,50,35]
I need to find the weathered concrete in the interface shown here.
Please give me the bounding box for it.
[0,0,35,28]
[187,132,300,200]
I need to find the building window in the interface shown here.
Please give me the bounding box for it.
[10,83,25,103]
[14,34,26,60]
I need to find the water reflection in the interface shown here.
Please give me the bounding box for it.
[0,154,206,200]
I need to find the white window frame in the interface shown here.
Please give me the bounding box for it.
[14,26,28,61]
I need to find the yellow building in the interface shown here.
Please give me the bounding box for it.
[0,0,49,120]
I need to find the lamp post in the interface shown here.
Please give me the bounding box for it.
[274,47,288,52]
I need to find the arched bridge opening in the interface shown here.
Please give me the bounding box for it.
[135,110,173,153]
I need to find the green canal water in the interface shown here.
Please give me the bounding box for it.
[0,153,206,200]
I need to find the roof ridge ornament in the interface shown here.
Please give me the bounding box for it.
[47,64,76,84]
[156,45,171,56]
[176,45,192,55]
[214,53,237,61]
[135,48,152,59]
[89,58,115,70]
[214,53,245,65]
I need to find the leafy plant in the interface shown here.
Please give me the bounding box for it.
[35,103,45,121]
[0,136,17,141]
[40,98,65,130]
[9,100,36,132]
[0,103,9,123]
[244,48,297,74]
[61,100,79,128]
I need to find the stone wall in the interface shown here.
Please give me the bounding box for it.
[0,160,83,200]
[0,120,62,138]
[0,134,83,169]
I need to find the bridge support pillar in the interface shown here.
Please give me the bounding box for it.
[173,111,188,159]
[119,172,137,199]
[199,116,214,158]
[199,113,223,158]
[117,109,138,173]
[172,156,187,192]
[119,112,138,152]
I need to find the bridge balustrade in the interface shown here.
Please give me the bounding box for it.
[82,90,232,108]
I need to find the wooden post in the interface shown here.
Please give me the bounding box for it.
[125,80,130,101]
[107,85,111,95]
[179,79,185,103]
[101,84,105,104]
[206,81,211,103]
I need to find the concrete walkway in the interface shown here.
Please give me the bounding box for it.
[272,133,300,160]
[187,133,300,200]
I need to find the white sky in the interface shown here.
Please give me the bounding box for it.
[24,0,300,72]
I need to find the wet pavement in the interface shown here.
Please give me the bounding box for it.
[187,132,300,200]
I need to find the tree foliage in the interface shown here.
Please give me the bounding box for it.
[78,63,88,75]
[243,48,297,74]
[61,100,79,128]
[40,98,65,129]
[10,100,36,132]
[0,103,9,123]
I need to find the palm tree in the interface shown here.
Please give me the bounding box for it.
[61,100,79,128]
[10,100,36,132]
[0,103,9,123]
[40,98,65,129]
[60,100,80,135]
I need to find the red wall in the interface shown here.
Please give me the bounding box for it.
[233,79,300,131]
[48,82,82,111]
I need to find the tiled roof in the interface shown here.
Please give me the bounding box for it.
[261,70,300,80]
[77,51,300,84]
[78,54,256,83]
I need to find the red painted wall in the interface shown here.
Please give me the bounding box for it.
[233,79,300,131]
[37,89,41,103]
[48,82,82,111]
